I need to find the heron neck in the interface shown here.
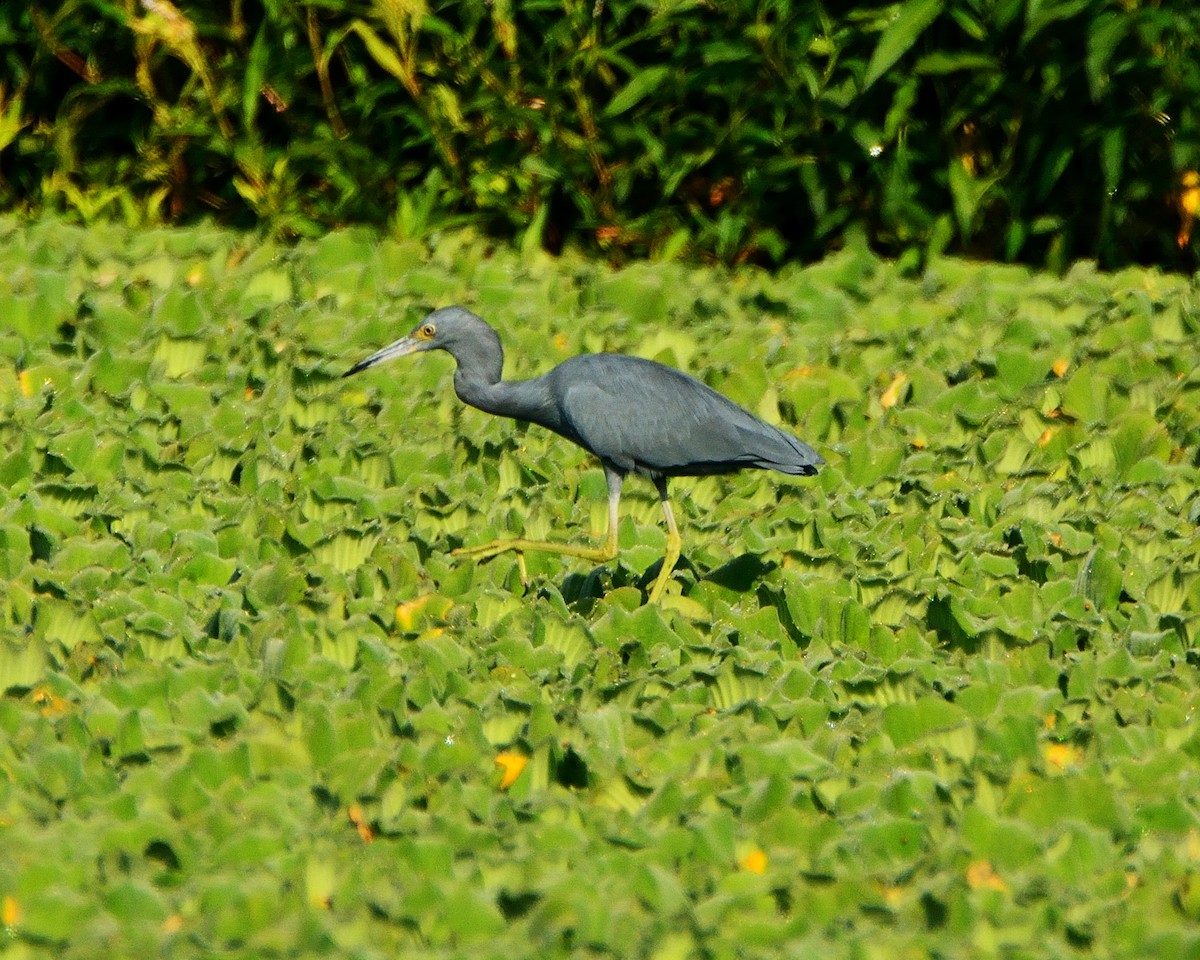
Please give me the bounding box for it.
[454,372,558,429]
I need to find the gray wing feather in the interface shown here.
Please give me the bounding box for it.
[550,355,821,476]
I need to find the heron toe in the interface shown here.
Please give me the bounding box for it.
[646,526,683,604]
[450,535,619,564]
[450,540,518,560]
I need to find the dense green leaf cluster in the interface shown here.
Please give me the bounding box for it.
[3,2,1200,266]
[2,217,1200,956]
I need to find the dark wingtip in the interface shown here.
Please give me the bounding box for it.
[342,361,368,378]
[785,450,824,476]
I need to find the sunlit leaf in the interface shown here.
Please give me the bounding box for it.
[862,0,945,91]
[603,66,671,118]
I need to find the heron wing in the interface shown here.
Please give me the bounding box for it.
[551,355,821,477]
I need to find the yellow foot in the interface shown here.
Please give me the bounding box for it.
[449,541,530,588]
[449,535,620,594]
[646,530,683,604]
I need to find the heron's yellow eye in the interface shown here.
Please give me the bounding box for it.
[421,323,436,338]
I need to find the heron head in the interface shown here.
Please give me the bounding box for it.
[343,306,482,377]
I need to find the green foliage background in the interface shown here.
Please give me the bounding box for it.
[2,216,1200,956]
[3,1,1200,266]
[4,1,1200,955]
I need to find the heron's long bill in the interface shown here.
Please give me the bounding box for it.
[343,335,423,377]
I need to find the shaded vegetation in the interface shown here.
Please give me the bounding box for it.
[2,2,1200,266]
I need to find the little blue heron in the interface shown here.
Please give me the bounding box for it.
[344,306,823,602]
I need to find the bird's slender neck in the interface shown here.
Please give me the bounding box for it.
[447,331,557,428]
[456,373,555,427]
[444,321,503,401]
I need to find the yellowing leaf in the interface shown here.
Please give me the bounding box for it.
[32,687,69,717]
[880,371,909,409]
[495,751,528,789]
[348,803,374,843]
[1043,742,1082,770]
[966,860,1007,892]
[395,594,451,630]
[132,0,197,46]
[739,848,767,873]
[1182,171,1200,213]
[1181,172,1200,248]
[3,894,19,926]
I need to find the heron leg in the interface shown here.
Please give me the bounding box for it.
[647,477,682,604]
[450,465,622,567]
